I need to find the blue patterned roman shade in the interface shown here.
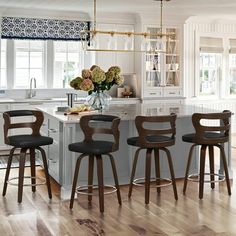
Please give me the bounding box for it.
[1,17,90,41]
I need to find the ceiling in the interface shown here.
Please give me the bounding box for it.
[1,0,236,18]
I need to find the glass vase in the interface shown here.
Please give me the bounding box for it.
[86,90,112,110]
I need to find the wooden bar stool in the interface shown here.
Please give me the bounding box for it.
[2,110,53,203]
[69,114,121,213]
[127,114,178,204]
[182,110,232,199]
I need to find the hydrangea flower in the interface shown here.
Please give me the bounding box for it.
[79,79,94,91]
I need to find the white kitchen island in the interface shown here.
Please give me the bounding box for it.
[38,103,232,200]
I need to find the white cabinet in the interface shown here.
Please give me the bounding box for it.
[95,23,135,74]
[47,115,60,183]
[142,26,182,99]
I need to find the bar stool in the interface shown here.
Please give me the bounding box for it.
[127,114,178,204]
[69,114,121,213]
[182,110,232,199]
[2,110,53,203]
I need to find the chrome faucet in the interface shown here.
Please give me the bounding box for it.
[28,77,36,98]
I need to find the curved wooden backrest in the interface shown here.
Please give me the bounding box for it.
[135,113,177,148]
[192,110,231,144]
[3,110,44,145]
[80,114,120,152]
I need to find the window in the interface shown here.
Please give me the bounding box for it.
[0,39,7,88]
[0,39,87,89]
[15,40,45,88]
[54,41,83,88]
[199,53,222,96]
[197,36,223,97]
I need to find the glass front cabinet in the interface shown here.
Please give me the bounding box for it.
[143,26,182,99]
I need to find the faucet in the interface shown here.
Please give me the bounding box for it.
[28,77,36,98]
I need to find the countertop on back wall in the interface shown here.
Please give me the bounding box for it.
[0,97,141,104]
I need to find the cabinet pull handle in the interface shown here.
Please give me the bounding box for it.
[169,92,176,95]
[48,128,57,133]
[150,93,156,95]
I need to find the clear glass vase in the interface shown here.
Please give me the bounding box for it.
[86,90,112,110]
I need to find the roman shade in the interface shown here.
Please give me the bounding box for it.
[1,17,90,41]
[229,39,236,53]
[200,37,223,53]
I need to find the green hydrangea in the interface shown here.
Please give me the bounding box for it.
[105,71,114,83]
[70,77,83,90]
[91,67,106,84]
[115,75,124,85]
[108,66,121,76]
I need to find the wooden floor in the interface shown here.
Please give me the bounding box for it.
[0,148,236,236]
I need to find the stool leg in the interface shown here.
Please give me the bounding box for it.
[30,148,36,193]
[128,148,142,198]
[18,148,27,203]
[183,144,197,194]
[162,148,178,200]
[108,154,122,205]
[88,155,94,202]
[38,147,52,199]
[208,145,215,189]
[96,155,104,213]
[154,149,161,194]
[145,148,152,204]
[217,144,231,195]
[199,145,207,199]
[70,154,85,209]
[3,147,16,196]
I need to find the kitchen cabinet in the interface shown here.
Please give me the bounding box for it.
[46,114,60,183]
[142,26,182,99]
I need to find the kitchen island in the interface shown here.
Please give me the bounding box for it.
[38,103,232,199]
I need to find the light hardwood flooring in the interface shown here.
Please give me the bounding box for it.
[0,148,236,236]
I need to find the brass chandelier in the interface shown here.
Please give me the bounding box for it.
[81,0,174,52]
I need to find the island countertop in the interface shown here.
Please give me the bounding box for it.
[38,103,216,124]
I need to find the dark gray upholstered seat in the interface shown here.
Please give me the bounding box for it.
[8,135,53,148]
[127,135,173,147]
[182,132,225,143]
[69,141,113,155]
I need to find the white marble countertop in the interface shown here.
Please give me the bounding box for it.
[37,103,217,124]
[0,97,140,104]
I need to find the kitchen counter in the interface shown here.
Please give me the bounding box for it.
[37,103,232,200]
[0,97,140,104]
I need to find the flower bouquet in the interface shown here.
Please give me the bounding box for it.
[70,65,124,110]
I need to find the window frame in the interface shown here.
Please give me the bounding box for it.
[195,32,236,99]
[0,38,86,90]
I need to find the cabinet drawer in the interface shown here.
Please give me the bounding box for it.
[144,90,162,98]
[163,88,182,97]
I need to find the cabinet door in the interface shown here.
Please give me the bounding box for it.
[143,26,182,98]
[47,116,60,183]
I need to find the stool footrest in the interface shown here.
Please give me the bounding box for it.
[76,184,117,196]
[133,177,172,188]
[188,173,225,183]
[7,176,46,187]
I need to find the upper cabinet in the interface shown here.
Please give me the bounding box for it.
[142,26,182,99]
[94,23,135,74]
